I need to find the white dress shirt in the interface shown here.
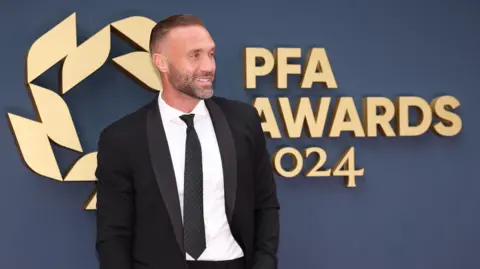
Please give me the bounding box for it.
[157,94,244,261]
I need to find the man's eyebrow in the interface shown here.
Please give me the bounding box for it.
[188,48,202,54]
[188,47,216,54]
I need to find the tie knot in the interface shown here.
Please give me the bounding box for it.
[180,114,195,128]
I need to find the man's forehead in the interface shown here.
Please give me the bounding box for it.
[167,25,215,50]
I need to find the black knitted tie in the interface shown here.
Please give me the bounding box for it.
[180,114,206,260]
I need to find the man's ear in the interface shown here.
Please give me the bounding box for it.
[153,53,168,73]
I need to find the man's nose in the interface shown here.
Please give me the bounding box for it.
[199,55,215,73]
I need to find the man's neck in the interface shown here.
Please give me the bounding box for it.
[161,89,200,114]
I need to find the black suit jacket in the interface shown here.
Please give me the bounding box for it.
[95,95,280,269]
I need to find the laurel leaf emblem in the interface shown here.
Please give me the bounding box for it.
[26,13,77,83]
[61,26,111,94]
[113,52,162,91]
[8,12,161,210]
[30,84,82,151]
[65,152,98,181]
[7,113,63,180]
[111,16,156,51]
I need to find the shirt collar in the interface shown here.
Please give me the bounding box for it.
[157,92,209,124]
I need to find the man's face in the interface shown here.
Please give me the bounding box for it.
[163,25,216,100]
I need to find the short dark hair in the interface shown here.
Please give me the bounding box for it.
[149,14,205,53]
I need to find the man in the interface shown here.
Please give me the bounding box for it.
[95,14,280,269]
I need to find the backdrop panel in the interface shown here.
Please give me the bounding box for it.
[1,1,479,269]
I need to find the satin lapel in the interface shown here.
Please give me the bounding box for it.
[146,101,184,254]
[205,99,237,223]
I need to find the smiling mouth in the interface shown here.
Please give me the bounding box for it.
[195,77,212,84]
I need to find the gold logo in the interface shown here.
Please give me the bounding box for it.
[7,13,161,210]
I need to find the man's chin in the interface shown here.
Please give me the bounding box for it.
[198,90,214,99]
[195,88,214,99]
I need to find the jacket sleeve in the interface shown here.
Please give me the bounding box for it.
[250,108,281,269]
[95,129,134,269]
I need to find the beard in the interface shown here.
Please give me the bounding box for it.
[167,63,214,100]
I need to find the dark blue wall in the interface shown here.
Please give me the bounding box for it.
[1,1,479,269]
